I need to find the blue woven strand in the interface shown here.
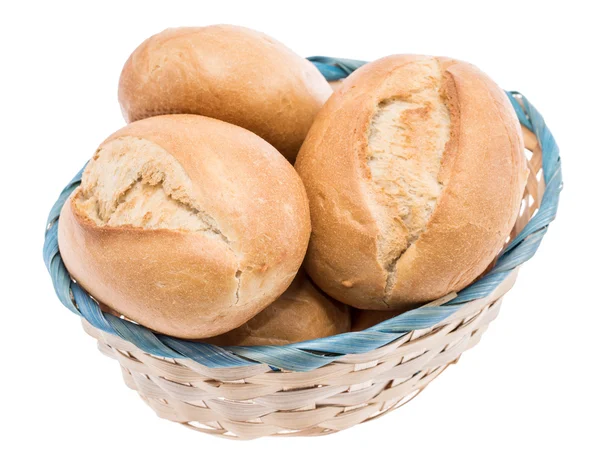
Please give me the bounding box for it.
[51,258,79,315]
[42,223,60,271]
[72,283,115,335]
[46,165,86,228]
[43,57,562,371]
[46,182,79,229]
[307,56,366,81]
[502,173,561,254]
[44,225,79,314]
[158,337,254,368]
[295,331,402,355]
[507,92,533,132]
[224,346,340,372]
[105,315,184,359]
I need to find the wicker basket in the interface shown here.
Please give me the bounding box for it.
[43,57,562,440]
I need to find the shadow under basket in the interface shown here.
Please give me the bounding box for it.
[43,57,562,440]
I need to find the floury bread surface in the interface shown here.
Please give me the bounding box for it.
[58,115,311,338]
[296,55,527,311]
[118,25,332,162]
[205,270,351,346]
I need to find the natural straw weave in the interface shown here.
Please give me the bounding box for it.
[43,57,562,439]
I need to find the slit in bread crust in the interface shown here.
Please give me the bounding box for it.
[73,136,243,304]
[365,59,451,302]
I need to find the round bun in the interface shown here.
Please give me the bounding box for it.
[296,55,527,311]
[118,25,332,162]
[205,270,351,346]
[58,115,311,339]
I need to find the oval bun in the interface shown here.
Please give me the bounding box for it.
[118,25,332,162]
[205,270,351,346]
[58,114,311,339]
[296,55,527,311]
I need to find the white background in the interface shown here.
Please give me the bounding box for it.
[2,1,598,457]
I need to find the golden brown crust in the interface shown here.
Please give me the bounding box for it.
[118,25,332,162]
[351,308,399,332]
[204,270,351,346]
[296,55,527,311]
[58,115,311,338]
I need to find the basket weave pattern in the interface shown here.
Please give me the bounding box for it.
[44,58,561,439]
[83,278,511,438]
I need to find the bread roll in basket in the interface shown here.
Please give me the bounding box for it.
[44,56,561,439]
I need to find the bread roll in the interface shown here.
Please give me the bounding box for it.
[118,25,332,162]
[205,270,350,346]
[296,55,527,311]
[58,115,311,339]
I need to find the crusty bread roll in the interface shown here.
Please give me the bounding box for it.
[58,115,311,339]
[118,25,332,162]
[296,55,527,311]
[205,270,350,346]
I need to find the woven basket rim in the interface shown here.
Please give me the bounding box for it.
[43,57,562,372]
